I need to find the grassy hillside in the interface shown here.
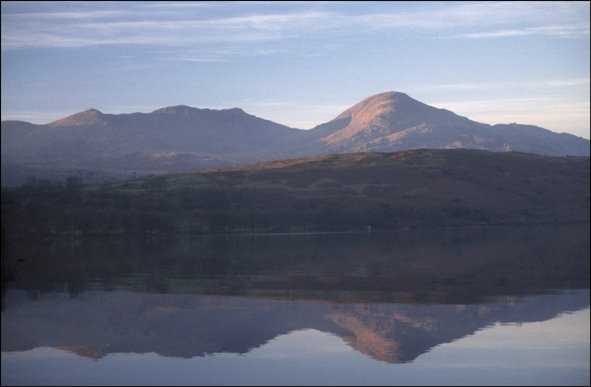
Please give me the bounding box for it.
[2,149,589,236]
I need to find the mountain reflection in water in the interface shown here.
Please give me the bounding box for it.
[1,224,589,366]
[2,289,588,364]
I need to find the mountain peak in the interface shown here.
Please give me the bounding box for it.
[310,91,488,152]
[48,108,105,127]
[368,90,410,100]
[152,105,197,115]
[333,91,422,125]
[358,90,414,103]
[152,105,250,119]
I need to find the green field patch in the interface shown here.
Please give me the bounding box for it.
[166,174,213,189]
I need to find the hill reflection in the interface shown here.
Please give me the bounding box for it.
[3,224,589,303]
[1,224,589,363]
[2,290,588,364]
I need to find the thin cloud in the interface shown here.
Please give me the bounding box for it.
[1,11,324,49]
[455,25,590,39]
[137,2,233,9]
[3,2,588,50]
[342,2,589,31]
[538,78,590,87]
[411,78,590,93]
[1,27,282,49]
[174,57,227,63]
[7,10,131,19]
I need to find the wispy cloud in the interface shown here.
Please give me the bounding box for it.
[8,10,130,20]
[411,78,590,93]
[174,57,227,63]
[2,1,588,51]
[332,1,590,33]
[158,46,287,63]
[0,8,330,49]
[454,25,590,39]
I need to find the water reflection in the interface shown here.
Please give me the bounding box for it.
[1,224,589,369]
[3,225,589,303]
[2,289,588,365]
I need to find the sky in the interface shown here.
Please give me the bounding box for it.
[1,1,589,139]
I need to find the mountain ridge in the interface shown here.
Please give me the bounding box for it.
[300,91,588,155]
[2,91,589,186]
[49,108,106,127]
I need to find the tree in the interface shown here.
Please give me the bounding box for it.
[65,176,82,193]
[143,176,168,192]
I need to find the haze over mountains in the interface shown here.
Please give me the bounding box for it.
[2,91,589,186]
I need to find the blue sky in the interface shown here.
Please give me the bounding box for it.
[1,1,589,138]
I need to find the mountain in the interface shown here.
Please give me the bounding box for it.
[291,92,590,156]
[49,105,298,154]
[2,92,589,186]
[3,105,298,162]
[1,105,301,186]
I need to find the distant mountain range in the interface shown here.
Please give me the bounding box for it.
[2,91,589,186]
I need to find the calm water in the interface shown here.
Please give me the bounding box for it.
[1,225,589,386]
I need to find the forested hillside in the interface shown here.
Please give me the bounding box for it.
[2,149,589,237]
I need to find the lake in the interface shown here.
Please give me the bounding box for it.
[1,225,589,386]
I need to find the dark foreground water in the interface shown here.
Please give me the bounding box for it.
[1,225,589,386]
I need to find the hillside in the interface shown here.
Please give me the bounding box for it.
[2,91,589,187]
[2,149,588,236]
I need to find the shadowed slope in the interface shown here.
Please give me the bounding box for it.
[3,149,588,237]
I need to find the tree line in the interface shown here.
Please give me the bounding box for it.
[2,175,402,237]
